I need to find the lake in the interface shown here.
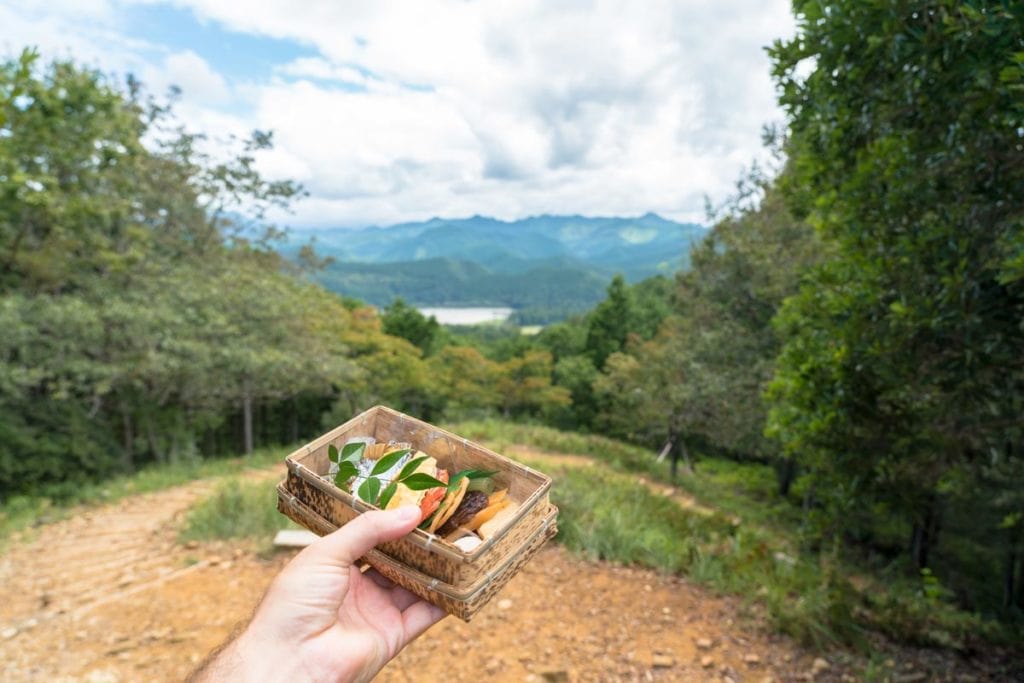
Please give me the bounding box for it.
[418,306,514,325]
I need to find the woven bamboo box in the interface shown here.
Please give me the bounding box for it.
[279,406,557,612]
[277,482,558,621]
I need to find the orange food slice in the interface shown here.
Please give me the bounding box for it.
[429,476,469,533]
[418,469,449,522]
[466,498,511,531]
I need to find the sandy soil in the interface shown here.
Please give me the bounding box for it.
[0,454,1017,682]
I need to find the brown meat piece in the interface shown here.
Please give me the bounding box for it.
[437,490,489,536]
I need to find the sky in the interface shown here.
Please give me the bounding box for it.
[0,0,796,229]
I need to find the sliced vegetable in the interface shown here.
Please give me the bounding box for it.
[466,477,494,494]
[466,498,511,531]
[429,476,469,533]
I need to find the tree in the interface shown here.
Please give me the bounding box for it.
[0,50,375,492]
[585,274,634,369]
[496,350,570,418]
[381,298,442,355]
[429,346,502,417]
[767,0,1024,597]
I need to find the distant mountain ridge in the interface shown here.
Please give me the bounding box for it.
[282,214,705,321]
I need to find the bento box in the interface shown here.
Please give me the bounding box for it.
[276,405,558,620]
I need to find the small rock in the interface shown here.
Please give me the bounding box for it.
[485,658,501,675]
[759,677,775,683]
[724,677,738,683]
[696,637,713,650]
[661,606,670,614]
[497,598,513,610]
[894,674,926,683]
[539,671,569,683]
[811,657,830,675]
[2,627,18,640]
[184,540,199,549]
[701,656,715,668]
[651,653,674,668]
[744,653,761,665]
[643,584,652,592]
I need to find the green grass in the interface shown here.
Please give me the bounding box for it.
[0,444,290,547]
[446,419,1019,652]
[538,460,860,649]
[178,478,295,548]
[447,419,801,530]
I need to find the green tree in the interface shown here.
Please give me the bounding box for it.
[585,274,634,369]
[767,0,1024,607]
[497,350,571,418]
[381,297,442,355]
[429,346,502,417]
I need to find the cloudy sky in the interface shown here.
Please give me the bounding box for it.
[1,0,795,228]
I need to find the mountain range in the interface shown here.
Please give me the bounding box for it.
[281,214,705,322]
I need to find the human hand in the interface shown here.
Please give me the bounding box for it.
[189,506,447,683]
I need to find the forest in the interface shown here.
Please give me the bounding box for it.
[1,0,1022,651]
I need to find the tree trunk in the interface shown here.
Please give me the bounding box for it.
[777,457,797,497]
[667,427,692,480]
[146,420,164,464]
[242,389,254,455]
[1003,541,1017,609]
[909,497,940,569]
[121,409,134,472]
[289,398,299,443]
[678,437,694,474]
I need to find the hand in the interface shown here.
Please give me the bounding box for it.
[189,506,447,682]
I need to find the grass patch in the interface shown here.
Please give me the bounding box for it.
[447,419,800,530]
[179,478,295,547]
[536,460,859,648]
[1,444,290,547]
[448,419,1020,651]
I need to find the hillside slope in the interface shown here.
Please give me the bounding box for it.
[283,214,704,315]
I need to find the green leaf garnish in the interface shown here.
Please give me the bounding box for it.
[358,477,381,505]
[378,482,398,510]
[371,448,412,476]
[401,473,448,490]
[397,455,429,481]
[341,442,366,463]
[328,444,339,463]
[334,460,358,487]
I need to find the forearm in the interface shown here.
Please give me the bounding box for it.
[187,621,364,683]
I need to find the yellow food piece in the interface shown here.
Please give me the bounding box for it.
[429,476,469,533]
[385,453,436,510]
[466,498,510,532]
[478,502,518,540]
[487,489,508,506]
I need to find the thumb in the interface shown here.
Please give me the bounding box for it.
[301,505,422,568]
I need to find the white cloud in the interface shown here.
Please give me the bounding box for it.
[144,50,231,105]
[0,0,797,227]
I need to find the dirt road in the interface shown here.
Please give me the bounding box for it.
[0,454,1013,682]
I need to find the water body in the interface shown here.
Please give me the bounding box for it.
[418,306,514,325]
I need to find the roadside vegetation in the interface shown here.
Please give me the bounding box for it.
[179,478,295,550]
[0,446,285,547]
